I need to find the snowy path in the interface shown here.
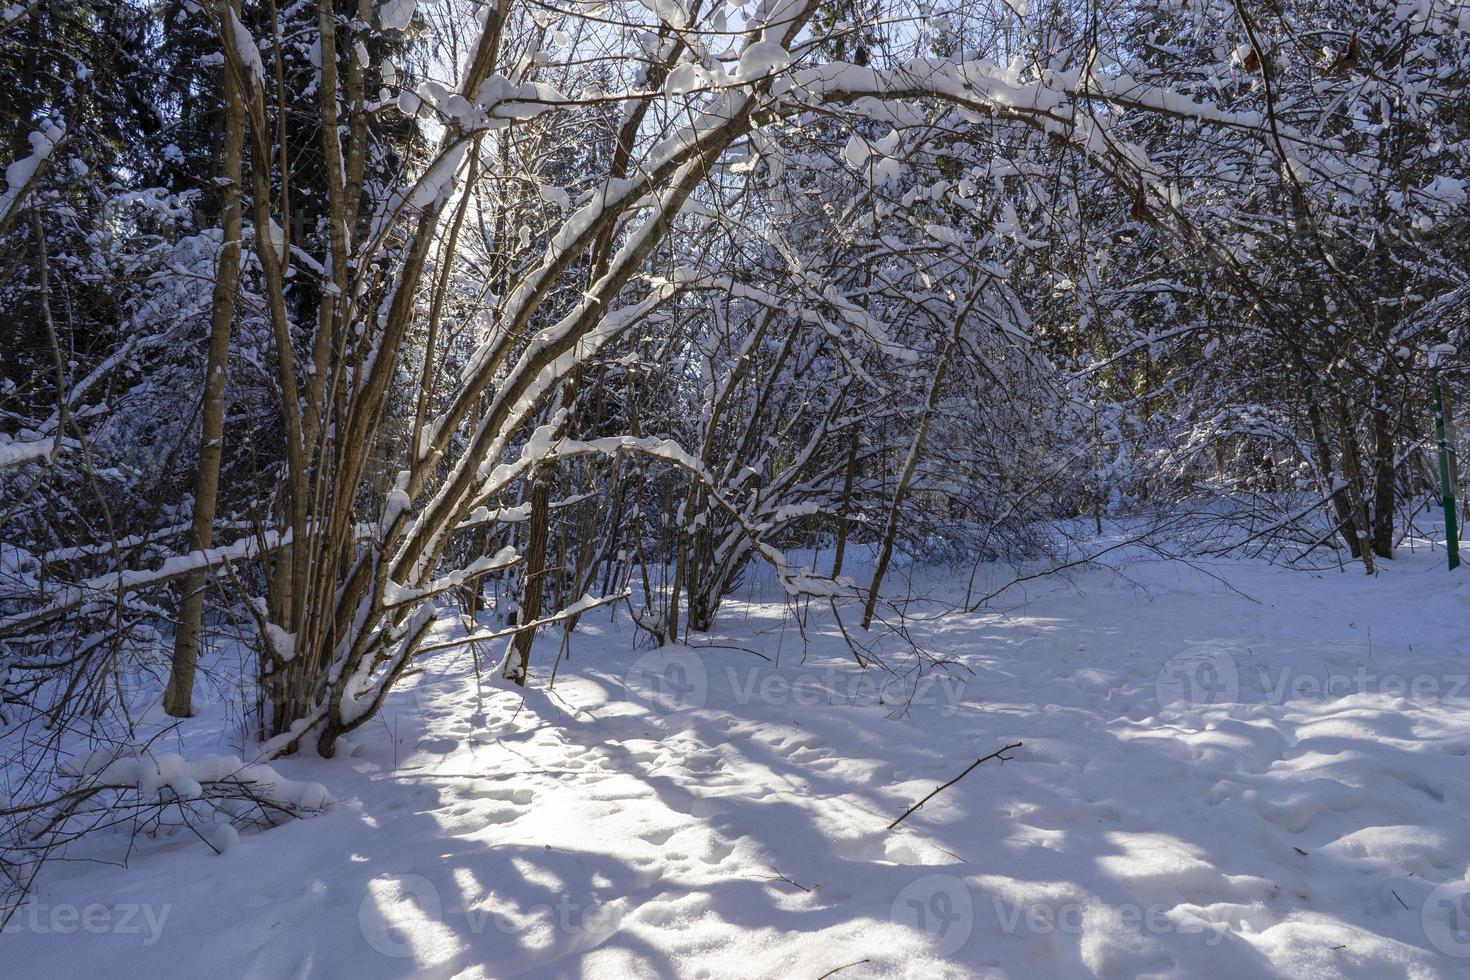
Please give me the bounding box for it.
[11,551,1470,978]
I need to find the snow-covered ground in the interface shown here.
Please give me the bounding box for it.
[10,542,1470,978]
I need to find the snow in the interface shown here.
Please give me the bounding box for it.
[636,0,687,26]
[0,435,55,468]
[265,217,287,261]
[226,10,265,87]
[474,76,568,122]
[771,55,1333,200]
[1420,175,1466,206]
[0,527,296,632]
[537,184,571,210]
[663,62,704,97]
[408,143,467,210]
[736,41,791,81]
[79,752,327,813]
[379,0,415,31]
[11,541,1470,977]
[0,119,64,224]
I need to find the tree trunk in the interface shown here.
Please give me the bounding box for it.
[1303,385,1360,558]
[165,21,245,718]
[863,337,956,629]
[832,427,858,577]
[502,471,550,685]
[1334,396,1376,574]
[1369,394,1396,560]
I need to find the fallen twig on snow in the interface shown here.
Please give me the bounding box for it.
[886,742,1022,830]
[756,867,812,892]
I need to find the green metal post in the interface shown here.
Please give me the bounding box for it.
[1433,365,1460,570]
